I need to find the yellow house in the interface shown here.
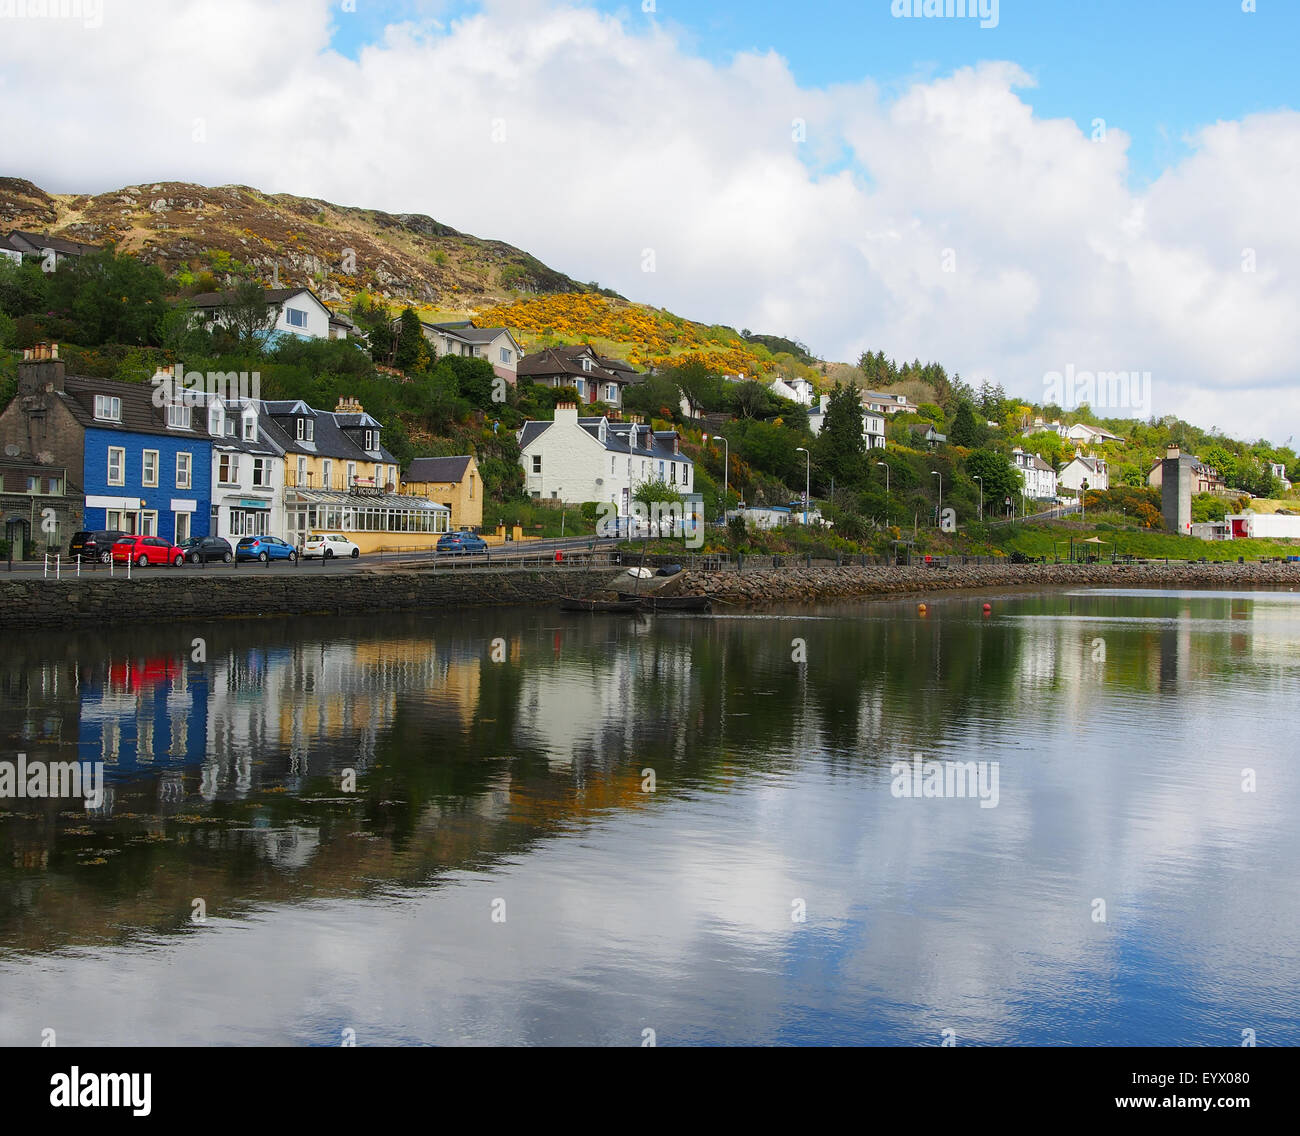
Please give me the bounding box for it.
[401,455,483,531]
[268,396,451,552]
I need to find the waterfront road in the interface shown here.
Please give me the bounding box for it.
[2,535,632,579]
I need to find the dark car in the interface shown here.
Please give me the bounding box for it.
[180,536,234,564]
[235,535,297,563]
[436,531,489,555]
[69,529,129,563]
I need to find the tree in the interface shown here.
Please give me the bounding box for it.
[730,380,772,419]
[964,449,1018,506]
[623,373,682,421]
[950,401,980,447]
[44,248,169,346]
[633,478,684,506]
[217,279,280,351]
[394,307,429,372]
[669,359,722,418]
[813,382,866,488]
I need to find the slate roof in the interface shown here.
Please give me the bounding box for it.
[517,344,635,385]
[188,287,328,311]
[405,456,473,483]
[60,375,201,439]
[256,402,398,465]
[5,229,102,258]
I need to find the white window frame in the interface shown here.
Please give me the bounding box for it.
[218,453,240,486]
[175,512,190,544]
[532,455,542,474]
[252,458,270,488]
[167,403,191,429]
[209,406,223,436]
[500,347,511,364]
[94,394,121,421]
[322,459,333,489]
[242,413,256,442]
[296,456,307,486]
[176,452,191,489]
[346,462,357,488]
[142,449,159,488]
[107,446,125,486]
[285,307,308,329]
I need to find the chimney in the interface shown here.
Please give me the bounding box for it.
[1167,445,1180,459]
[18,343,66,395]
[335,396,363,414]
[554,403,579,424]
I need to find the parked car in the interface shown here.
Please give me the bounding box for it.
[69,529,129,563]
[236,535,298,563]
[302,533,359,559]
[111,535,186,567]
[180,536,233,564]
[436,531,489,555]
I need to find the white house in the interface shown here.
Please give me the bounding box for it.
[1269,461,1292,491]
[1058,453,1109,494]
[769,376,815,406]
[729,505,791,530]
[860,390,911,415]
[203,396,287,543]
[518,405,692,518]
[1065,422,1124,446]
[189,286,338,343]
[1011,447,1058,501]
[807,394,886,448]
[413,320,523,380]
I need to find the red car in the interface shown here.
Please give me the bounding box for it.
[111,535,186,567]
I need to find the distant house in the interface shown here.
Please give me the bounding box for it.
[769,376,815,406]
[517,404,691,514]
[807,393,886,448]
[1066,422,1124,446]
[909,423,947,449]
[1146,454,1224,495]
[730,505,791,531]
[1011,447,1058,501]
[3,228,102,268]
[860,390,911,415]
[409,320,523,381]
[402,454,482,531]
[1059,453,1109,494]
[328,310,356,341]
[1022,418,1069,439]
[516,344,640,410]
[188,286,339,343]
[1270,461,1293,491]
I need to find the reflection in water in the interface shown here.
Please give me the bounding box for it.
[1,590,1298,1045]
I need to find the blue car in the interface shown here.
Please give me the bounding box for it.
[436,531,489,555]
[235,535,298,563]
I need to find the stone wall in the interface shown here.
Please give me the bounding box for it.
[0,567,609,630]
[678,561,1300,604]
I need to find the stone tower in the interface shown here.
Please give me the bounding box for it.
[1162,445,1190,534]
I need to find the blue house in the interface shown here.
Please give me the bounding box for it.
[0,348,213,544]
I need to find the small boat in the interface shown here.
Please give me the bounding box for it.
[617,593,711,612]
[558,597,641,613]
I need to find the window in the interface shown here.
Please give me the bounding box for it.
[252,458,270,487]
[176,452,191,489]
[167,403,191,429]
[669,462,676,484]
[659,461,665,478]
[296,457,307,486]
[322,459,333,489]
[607,384,617,401]
[94,394,121,421]
[532,455,542,474]
[347,462,357,487]
[285,307,308,329]
[469,473,475,499]
[175,512,190,543]
[500,347,511,364]
[242,414,256,442]
[363,429,376,450]
[218,454,240,485]
[611,457,616,474]
[141,450,159,487]
[140,511,157,537]
[107,447,125,486]
[106,510,123,531]
[581,357,592,372]
[48,477,62,495]
[25,476,37,493]
[226,418,235,437]
[208,406,223,436]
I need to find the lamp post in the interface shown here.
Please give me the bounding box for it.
[931,470,942,526]
[973,474,983,523]
[703,433,728,522]
[876,461,890,526]
[796,446,810,525]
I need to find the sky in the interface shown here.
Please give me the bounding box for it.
[1,0,1297,441]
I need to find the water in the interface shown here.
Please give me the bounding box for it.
[1,588,1297,1046]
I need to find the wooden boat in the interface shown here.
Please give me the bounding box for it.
[617,593,711,612]
[558,597,640,613]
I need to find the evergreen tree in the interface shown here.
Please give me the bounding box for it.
[814,382,867,488]
[950,401,980,447]
[394,307,428,371]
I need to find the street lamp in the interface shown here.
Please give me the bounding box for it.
[703,433,729,521]
[973,474,983,523]
[795,446,810,525]
[931,470,942,526]
[876,461,890,526]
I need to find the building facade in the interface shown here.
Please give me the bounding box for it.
[401,455,483,531]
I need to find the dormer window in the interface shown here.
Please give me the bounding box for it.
[581,357,592,372]
[296,417,314,442]
[94,394,121,422]
[364,429,378,451]
[209,405,223,436]
[242,412,256,442]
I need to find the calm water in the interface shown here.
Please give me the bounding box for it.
[1,589,1298,1046]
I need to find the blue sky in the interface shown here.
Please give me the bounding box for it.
[328,0,1297,185]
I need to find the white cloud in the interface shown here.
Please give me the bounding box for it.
[2,0,1297,438]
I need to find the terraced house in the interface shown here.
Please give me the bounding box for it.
[266,396,450,552]
[0,345,212,546]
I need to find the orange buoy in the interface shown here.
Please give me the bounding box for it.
[918,603,928,615]
[983,603,992,613]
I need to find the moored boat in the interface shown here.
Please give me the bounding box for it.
[616,593,711,612]
[558,597,641,613]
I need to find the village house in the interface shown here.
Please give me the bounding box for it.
[909,423,948,449]
[1066,422,1124,446]
[1270,461,1292,491]
[860,390,912,415]
[1011,447,1058,501]
[203,396,286,543]
[807,393,886,448]
[409,320,523,383]
[1058,453,1109,494]
[401,455,483,531]
[516,344,639,409]
[0,457,77,560]
[188,286,343,343]
[1145,453,1225,495]
[769,376,815,406]
[3,229,102,268]
[0,345,213,546]
[517,405,692,517]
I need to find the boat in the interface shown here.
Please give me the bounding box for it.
[558,597,641,613]
[617,593,712,612]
